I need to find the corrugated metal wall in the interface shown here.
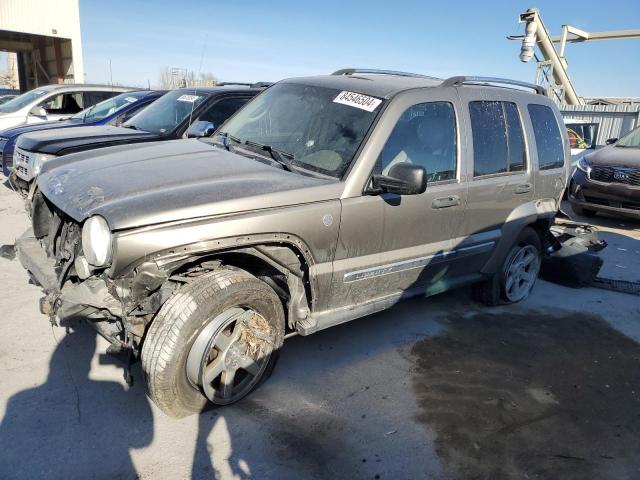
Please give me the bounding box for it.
[561,104,640,146]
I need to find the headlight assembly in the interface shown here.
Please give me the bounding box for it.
[29,152,56,176]
[576,157,591,175]
[82,215,113,267]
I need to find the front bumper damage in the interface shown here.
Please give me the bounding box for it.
[16,229,123,322]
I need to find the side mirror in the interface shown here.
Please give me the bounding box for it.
[368,163,427,195]
[186,120,215,138]
[29,106,47,118]
[606,138,618,145]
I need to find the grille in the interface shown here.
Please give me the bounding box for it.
[590,165,640,187]
[14,148,29,167]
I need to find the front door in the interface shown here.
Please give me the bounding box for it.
[329,90,469,309]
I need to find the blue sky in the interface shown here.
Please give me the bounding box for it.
[80,0,639,97]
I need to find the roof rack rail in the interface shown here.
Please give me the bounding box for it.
[332,68,442,81]
[216,81,272,88]
[441,76,546,95]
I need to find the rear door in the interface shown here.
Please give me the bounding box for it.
[451,89,534,274]
[330,88,469,308]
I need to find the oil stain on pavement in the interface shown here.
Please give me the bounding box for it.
[411,310,640,480]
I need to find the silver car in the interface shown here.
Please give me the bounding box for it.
[17,69,569,416]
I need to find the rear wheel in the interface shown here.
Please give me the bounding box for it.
[571,205,597,218]
[474,227,542,305]
[141,268,285,417]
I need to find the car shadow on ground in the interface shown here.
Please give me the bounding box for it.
[2,284,639,480]
[0,325,154,479]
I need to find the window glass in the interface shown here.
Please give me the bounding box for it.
[0,88,48,113]
[83,91,116,108]
[504,102,526,172]
[470,101,508,176]
[528,104,565,170]
[197,96,250,130]
[219,83,382,178]
[73,92,146,123]
[39,93,84,114]
[123,89,208,135]
[470,101,526,176]
[613,125,640,148]
[377,102,456,182]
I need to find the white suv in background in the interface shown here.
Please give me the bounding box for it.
[0,84,133,130]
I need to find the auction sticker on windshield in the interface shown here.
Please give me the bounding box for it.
[177,95,202,103]
[333,91,382,112]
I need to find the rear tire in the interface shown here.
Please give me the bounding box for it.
[473,227,542,305]
[571,205,597,218]
[141,268,285,417]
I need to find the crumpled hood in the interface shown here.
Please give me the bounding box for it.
[585,145,640,168]
[37,139,340,230]
[18,125,156,155]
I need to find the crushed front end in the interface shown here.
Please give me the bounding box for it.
[16,191,175,377]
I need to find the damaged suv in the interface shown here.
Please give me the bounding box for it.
[17,69,568,417]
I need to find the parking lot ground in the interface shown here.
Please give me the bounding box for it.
[0,177,639,480]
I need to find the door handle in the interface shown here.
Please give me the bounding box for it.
[514,183,532,194]
[432,195,461,209]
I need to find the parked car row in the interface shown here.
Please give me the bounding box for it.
[0,69,599,416]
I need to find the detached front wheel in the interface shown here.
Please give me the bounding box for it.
[141,268,285,417]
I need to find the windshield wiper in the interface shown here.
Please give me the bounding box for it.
[123,124,138,130]
[217,131,242,152]
[244,140,297,173]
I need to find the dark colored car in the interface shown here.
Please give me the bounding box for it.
[10,84,267,191]
[1,90,163,176]
[568,125,640,219]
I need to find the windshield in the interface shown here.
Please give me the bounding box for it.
[0,89,49,113]
[617,126,640,148]
[72,92,144,123]
[218,83,383,177]
[123,89,207,135]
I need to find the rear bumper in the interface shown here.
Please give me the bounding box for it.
[568,169,640,218]
[16,228,122,318]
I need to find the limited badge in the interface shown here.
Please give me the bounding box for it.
[333,91,382,112]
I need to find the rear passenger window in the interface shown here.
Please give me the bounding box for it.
[377,102,457,183]
[469,101,526,177]
[528,104,565,170]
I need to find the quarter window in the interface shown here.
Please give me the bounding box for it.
[528,104,565,170]
[469,101,526,177]
[377,102,457,182]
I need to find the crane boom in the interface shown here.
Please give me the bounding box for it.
[510,8,640,106]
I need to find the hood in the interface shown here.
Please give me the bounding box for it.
[18,125,157,155]
[0,115,26,130]
[585,145,640,168]
[1,119,82,139]
[38,139,341,230]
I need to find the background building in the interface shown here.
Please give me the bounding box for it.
[0,0,84,91]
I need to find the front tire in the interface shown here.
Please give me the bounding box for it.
[141,268,285,417]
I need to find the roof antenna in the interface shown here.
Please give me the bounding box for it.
[187,40,207,131]
[109,59,113,91]
[147,79,151,90]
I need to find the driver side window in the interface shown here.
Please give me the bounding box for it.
[377,102,457,182]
